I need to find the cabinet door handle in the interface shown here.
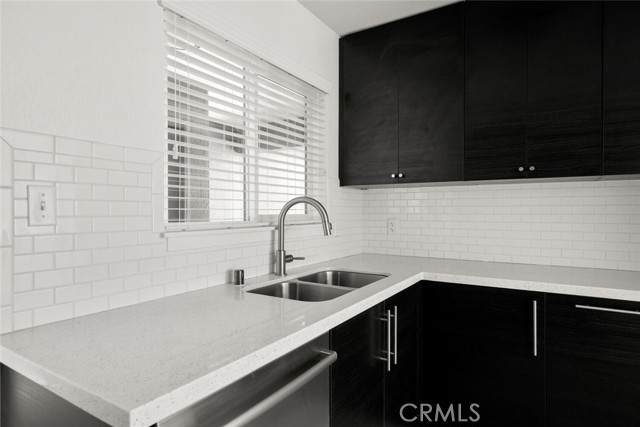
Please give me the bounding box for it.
[393,305,398,365]
[533,300,538,357]
[576,304,640,316]
[380,309,392,372]
[518,166,525,172]
[529,165,536,171]
[398,173,404,178]
[390,173,397,178]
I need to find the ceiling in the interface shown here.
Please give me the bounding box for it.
[298,0,457,36]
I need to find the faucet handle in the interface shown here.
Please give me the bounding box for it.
[284,254,305,263]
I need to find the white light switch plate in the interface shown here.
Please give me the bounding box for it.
[28,185,57,226]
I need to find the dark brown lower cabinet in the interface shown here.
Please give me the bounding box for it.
[420,282,545,426]
[546,294,640,427]
[330,285,418,427]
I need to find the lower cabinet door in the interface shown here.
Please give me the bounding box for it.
[420,282,544,426]
[546,294,640,427]
[384,286,419,427]
[330,302,385,427]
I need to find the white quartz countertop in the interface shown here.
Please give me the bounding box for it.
[2,254,640,427]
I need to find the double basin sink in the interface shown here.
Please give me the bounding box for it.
[247,270,388,302]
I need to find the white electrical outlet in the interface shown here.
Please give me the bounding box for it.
[387,218,398,234]
[28,185,57,226]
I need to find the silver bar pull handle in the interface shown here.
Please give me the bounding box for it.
[393,305,398,365]
[380,310,393,372]
[533,300,538,357]
[576,304,640,316]
[221,349,337,427]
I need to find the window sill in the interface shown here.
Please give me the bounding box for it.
[162,221,325,252]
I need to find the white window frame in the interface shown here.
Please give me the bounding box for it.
[162,8,328,233]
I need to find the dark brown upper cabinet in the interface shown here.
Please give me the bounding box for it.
[465,1,603,181]
[604,1,640,175]
[339,23,400,186]
[465,1,528,180]
[343,0,640,186]
[339,2,464,186]
[396,4,464,184]
[527,1,603,178]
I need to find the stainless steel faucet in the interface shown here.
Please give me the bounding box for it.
[276,197,332,276]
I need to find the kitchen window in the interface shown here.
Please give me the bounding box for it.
[164,10,327,230]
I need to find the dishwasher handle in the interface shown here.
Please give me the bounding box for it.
[221,349,337,427]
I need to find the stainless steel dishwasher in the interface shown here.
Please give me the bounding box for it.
[158,334,335,427]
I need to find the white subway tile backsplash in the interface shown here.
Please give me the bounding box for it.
[93,143,123,161]
[34,269,73,289]
[34,235,73,253]
[14,150,53,164]
[14,162,34,180]
[56,217,93,234]
[124,186,150,202]
[1,306,13,334]
[12,310,33,330]
[34,164,74,182]
[74,265,108,283]
[55,283,91,303]
[1,188,13,247]
[1,139,13,187]
[13,237,32,255]
[13,274,33,293]
[56,137,93,157]
[108,261,138,278]
[0,130,356,331]
[92,217,123,232]
[55,250,92,269]
[93,185,123,201]
[1,247,13,306]
[363,180,640,271]
[14,289,53,311]
[108,290,139,309]
[14,253,54,273]
[92,278,124,297]
[1,129,54,152]
[33,303,73,326]
[56,183,93,200]
[76,167,108,184]
[74,297,108,317]
[75,233,109,250]
[91,247,124,264]
[109,170,137,186]
[75,201,109,217]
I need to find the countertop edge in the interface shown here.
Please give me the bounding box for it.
[130,274,423,427]
[3,256,640,427]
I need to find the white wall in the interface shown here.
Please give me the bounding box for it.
[0,1,364,333]
[0,1,166,150]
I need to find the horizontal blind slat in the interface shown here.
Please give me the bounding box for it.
[167,104,326,152]
[164,8,327,226]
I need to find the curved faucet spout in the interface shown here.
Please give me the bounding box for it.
[276,197,332,276]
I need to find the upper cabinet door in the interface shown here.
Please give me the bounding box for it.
[397,3,464,184]
[526,1,603,178]
[604,1,640,175]
[464,1,527,181]
[339,25,399,186]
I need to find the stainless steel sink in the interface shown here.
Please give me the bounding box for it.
[247,281,352,302]
[296,270,388,288]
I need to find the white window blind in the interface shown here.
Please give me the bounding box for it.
[164,9,327,230]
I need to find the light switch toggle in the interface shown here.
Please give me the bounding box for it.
[28,185,57,226]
